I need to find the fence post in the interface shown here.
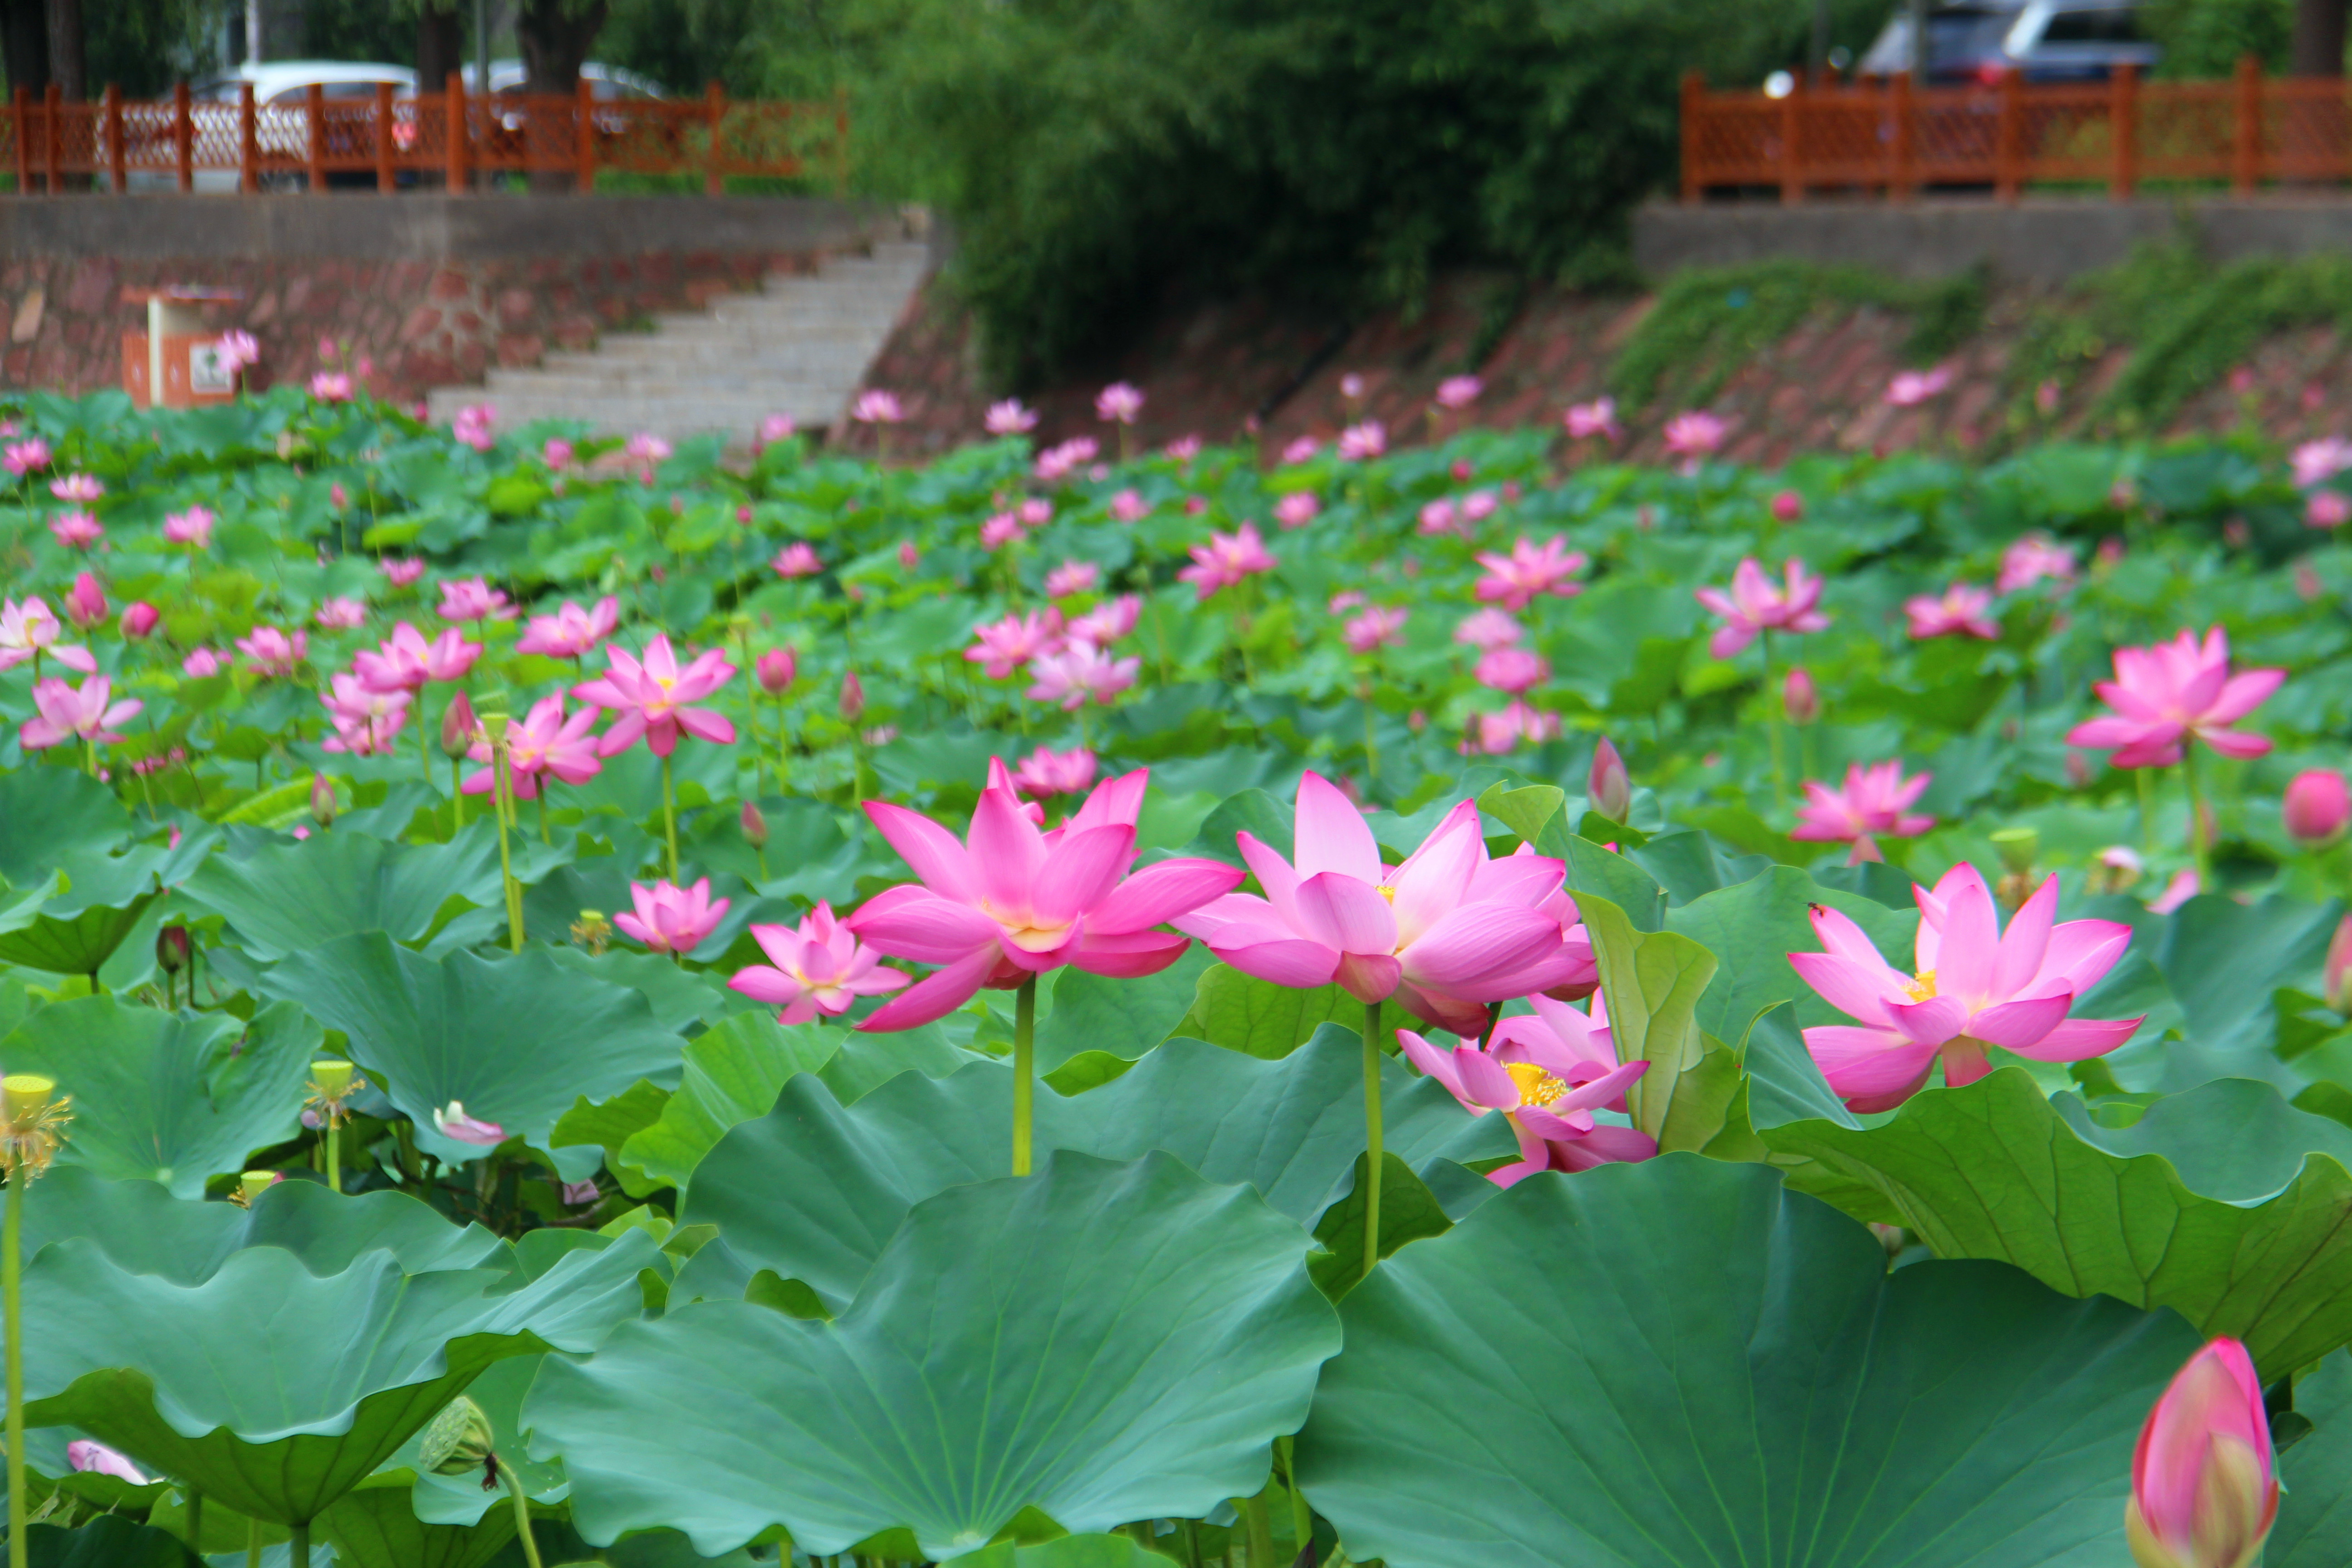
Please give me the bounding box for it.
[1680,70,1703,201]
[42,83,59,194]
[174,80,192,193]
[103,85,123,192]
[576,77,596,189]
[2110,63,2138,199]
[1996,65,2022,201]
[307,82,326,192]
[11,88,25,196]
[238,81,257,193]
[446,72,468,191]
[1780,77,1804,202]
[1891,70,1915,200]
[2232,54,2261,192]
[704,81,726,196]
[375,80,394,192]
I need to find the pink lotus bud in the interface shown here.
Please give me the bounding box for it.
[1771,490,1804,523]
[432,1101,505,1146]
[64,571,106,629]
[119,601,159,639]
[840,668,865,721]
[2329,915,2352,1014]
[1783,666,1819,725]
[2125,1338,2275,1568]
[1450,459,1473,482]
[2285,769,2351,844]
[898,541,920,569]
[66,1441,147,1485]
[757,648,797,693]
[561,1178,600,1206]
[309,772,337,828]
[441,691,477,759]
[740,800,768,849]
[156,924,191,974]
[1588,737,1631,823]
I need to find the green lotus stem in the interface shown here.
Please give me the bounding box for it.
[1362,1000,1385,1281]
[1181,1518,1203,1568]
[536,789,549,846]
[420,690,433,785]
[1244,1487,1274,1568]
[80,738,95,779]
[186,1491,203,1555]
[1012,975,1037,1177]
[245,1517,260,1568]
[1279,1436,1313,1558]
[2182,746,2210,885]
[492,737,523,953]
[1760,629,1787,809]
[2137,766,2155,854]
[507,1471,544,1568]
[289,1521,309,1568]
[326,1118,340,1194]
[5,1166,22,1568]
[451,755,465,829]
[661,752,679,882]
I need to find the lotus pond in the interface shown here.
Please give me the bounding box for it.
[0,386,2346,1566]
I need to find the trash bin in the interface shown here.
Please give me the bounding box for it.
[121,286,248,409]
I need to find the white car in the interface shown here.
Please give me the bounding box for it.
[123,61,417,191]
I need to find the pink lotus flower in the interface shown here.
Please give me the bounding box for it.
[355,622,481,694]
[753,413,796,451]
[66,1439,148,1484]
[1461,701,1562,756]
[235,626,307,677]
[1433,375,1482,411]
[183,648,227,679]
[215,330,259,375]
[1026,643,1140,709]
[1173,772,1594,1034]
[381,558,426,588]
[625,431,673,468]
[1662,411,1726,470]
[1461,490,1499,524]
[1344,606,1409,655]
[49,473,100,503]
[1790,761,1936,861]
[2,438,50,476]
[2293,437,2352,488]
[162,505,216,549]
[1695,557,1828,658]
[1783,666,1820,724]
[1475,647,1550,695]
[1034,437,1099,483]
[1108,489,1152,523]
[1417,499,1464,539]
[119,602,158,640]
[1400,994,1654,1185]
[2064,628,2285,769]
[1885,365,1954,407]
[980,514,1027,552]
[1789,863,2140,1112]
[314,597,366,630]
[1904,583,1999,640]
[49,510,101,550]
[756,647,798,692]
[574,635,737,758]
[986,399,1039,436]
[730,901,908,1023]
[1771,490,1805,523]
[1453,608,1524,652]
[1046,561,1100,599]
[516,596,620,659]
[965,610,1064,679]
[852,389,903,425]
[1067,594,1140,649]
[462,693,603,799]
[1996,534,2077,593]
[320,671,412,755]
[2286,769,2351,843]
[309,372,353,403]
[543,437,575,469]
[21,675,141,750]
[2126,1339,2276,1568]
[0,597,95,673]
[1095,382,1145,424]
[847,768,1243,1029]
[64,572,106,630]
[2308,491,2351,530]
[1274,493,1321,529]
[1281,436,1322,466]
[1563,398,1622,443]
[615,877,729,956]
[437,578,514,623]
[1165,434,1201,461]
[432,1102,505,1145]
[1012,745,1099,798]
[772,543,823,578]
[451,403,497,452]
[1177,522,1277,601]
[1474,536,1587,610]
[1337,421,1387,462]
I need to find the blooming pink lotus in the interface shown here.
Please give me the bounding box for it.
[1165,434,1202,461]
[2063,628,2285,769]
[1433,375,1482,411]
[320,673,412,755]
[1885,365,1955,407]
[1174,773,1593,1034]
[309,372,353,403]
[314,597,366,631]
[432,1102,505,1145]
[2293,437,2352,488]
[1475,647,1550,695]
[1790,761,1936,862]
[624,432,673,471]
[753,413,795,451]
[49,510,100,550]
[516,596,620,659]
[1012,745,1099,798]
[1474,536,1587,610]
[0,597,95,673]
[731,901,909,1023]
[356,622,481,694]
[1177,522,1278,600]
[985,399,1039,436]
[615,877,730,956]
[1662,411,1726,470]
[1045,561,1100,600]
[1337,421,1387,462]
[1107,489,1152,523]
[1274,493,1321,529]
[772,543,823,578]
[1788,862,2141,1112]
[1417,499,1465,539]
[574,635,738,758]
[543,437,575,470]
[1904,583,1999,640]
[49,473,100,503]
[437,577,515,623]
[1281,437,1323,466]
[1344,606,1408,655]
[1067,594,1141,649]
[1997,534,2078,593]
[1563,397,1622,443]
[215,330,260,375]
[2308,491,2351,530]
[1695,557,1829,658]
[1453,608,1524,651]
[1461,701,1562,756]
[235,626,307,677]
[1401,995,1654,1184]
[451,404,497,452]
[183,648,227,679]
[1026,643,1139,709]
[1095,382,1145,424]
[3,438,50,476]
[852,389,904,425]
[980,513,1027,552]
[462,694,603,799]
[965,610,1064,679]
[847,768,1244,1029]
[2126,1339,2276,1568]
[381,558,426,588]
[21,675,141,751]
[64,572,106,630]
[1035,437,1099,483]
[162,505,216,549]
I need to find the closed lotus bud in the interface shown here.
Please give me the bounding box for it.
[64,571,107,630]
[740,800,768,849]
[2125,1338,2276,1568]
[1990,826,2039,875]
[756,648,797,693]
[1588,737,1631,823]
[1782,666,1819,726]
[441,691,477,759]
[120,601,159,639]
[2327,914,2352,1015]
[310,1059,356,1100]
[1770,490,1804,524]
[309,772,337,829]
[155,923,191,973]
[898,541,920,570]
[419,1396,498,1478]
[2284,769,2350,844]
[840,668,865,722]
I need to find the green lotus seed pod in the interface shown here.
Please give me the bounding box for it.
[310,1059,357,1099]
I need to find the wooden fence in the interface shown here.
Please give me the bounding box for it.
[6,76,846,194]
[1681,57,2352,201]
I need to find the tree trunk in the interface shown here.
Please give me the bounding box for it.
[517,0,608,93]
[417,0,465,93]
[0,0,49,98]
[2293,0,2348,76]
[40,0,78,100]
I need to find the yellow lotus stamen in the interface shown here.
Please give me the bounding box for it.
[1504,1062,1568,1107]
[1904,970,1939,1003]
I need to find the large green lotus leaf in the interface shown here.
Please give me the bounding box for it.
[2273,1351,2352,1567]
[1661,863,1921,1044]
[1762,1068,2352,1376]
[251,934,688,1165]
[0,768,132,882]
[1171,964,1414,1060]
[20,1165,505,1284]
[0,997,315,1197]
[681,1026,1509,1311]
[0,831,216,978]
[20,1230,659,1527]
[319,1472,516,1568]
[392,1355,569,1526]
[2127,893,2341,1062]
[611,1009,841,1191]
[1032,947,1210,1073]
[1295,1154,2200,1568]
[528,1151,1341,1560]
[24,1515,197,1568]
[178,824,506,961]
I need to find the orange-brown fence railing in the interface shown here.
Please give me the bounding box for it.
[1680,56,2352,201]
[5,76,848,194]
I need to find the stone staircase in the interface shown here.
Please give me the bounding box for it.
[426,240,931,446]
